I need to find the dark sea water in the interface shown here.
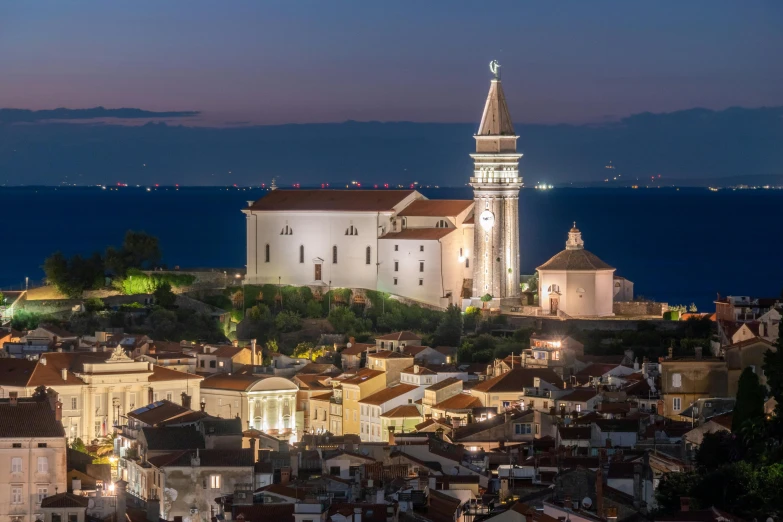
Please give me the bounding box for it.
[2,186,781,311]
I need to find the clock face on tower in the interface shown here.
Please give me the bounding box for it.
[479,210,495,231]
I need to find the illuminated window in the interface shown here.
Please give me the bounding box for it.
[210,474,222,489]
[672,373,682,388]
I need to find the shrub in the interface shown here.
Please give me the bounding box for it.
[275,310,302,333]
[306,300,323,318]
[83,297,105,312]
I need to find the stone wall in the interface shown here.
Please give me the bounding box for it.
[613,301,668,317]
[142,270,241,291]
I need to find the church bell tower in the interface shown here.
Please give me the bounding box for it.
[470,61,523,301]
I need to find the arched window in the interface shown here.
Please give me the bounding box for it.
[265,244,270,263]
[332,245,338,264]
[299,245,304,264]
[280,225,293,235]
[366,246,371,265]
[435,219,448,228]
[345,226,358,236]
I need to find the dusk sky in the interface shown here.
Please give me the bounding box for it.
[2,1,782,126]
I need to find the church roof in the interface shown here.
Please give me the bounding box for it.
[537,249,614,271]
[477,79,515,136]
[397,199,472,217]
[381,228,455,241]
[246,189,415,212]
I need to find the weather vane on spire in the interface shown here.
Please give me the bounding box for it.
[489,59,501,79]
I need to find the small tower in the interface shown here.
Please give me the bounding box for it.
[470,60,523,301]
[565,222,585,250]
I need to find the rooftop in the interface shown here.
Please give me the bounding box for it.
[360,384,418,405]
[375,331,422,342]
[0,398,65,438]
[471,367,565,393]
[381,228,454,241]
[246,189,415,212]
[397,199,473,217]
[381,405,422,418]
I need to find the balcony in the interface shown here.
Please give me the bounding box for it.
[521,388,550,398]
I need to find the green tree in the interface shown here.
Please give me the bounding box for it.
[122,230,161,269]
[431,305,463,347]
[265,339,279,353]
[83,297,105,312]
[328,307,358,334]
[293,342,315,359]
[306,300,323,318]
[10,310,41,330]
[275,310,302,332]
[732,367,766,435]
[153,282,177,307]
[763,335,783,431]
[69,437,88,454]
[654,470,701,514]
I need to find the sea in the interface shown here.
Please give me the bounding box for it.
[2,186,781,311]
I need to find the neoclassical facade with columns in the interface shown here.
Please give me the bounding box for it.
[0,347,201,442]
[199,373,300,440]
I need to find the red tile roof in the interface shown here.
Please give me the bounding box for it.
[246,189,415,212]
[200,372,260,391]
[341,342,375,356]
[0,398,65,438]
[339,368,385,386]
[375,331,422,341]
[360,384,418,406]
[470,368,564,393]
[368,350,413,360]
[433,393,482,410]
[381,405,422,418]
[381,228,455,241]
[425,377,462,392]
[149,365,204,383]
[397,199,472,217]
[558,389,598,403]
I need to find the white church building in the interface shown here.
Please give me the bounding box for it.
[537,225,616,317]
[244,62,525,309]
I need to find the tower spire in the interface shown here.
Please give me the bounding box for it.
[469,62,523,302]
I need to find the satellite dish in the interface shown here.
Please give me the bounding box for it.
[582,497,592,509]
[347,343,352,348]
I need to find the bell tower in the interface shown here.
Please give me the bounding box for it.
[470,60,523,301]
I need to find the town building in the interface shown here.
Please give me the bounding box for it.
[659,348,729,419]
[0,348,201,443]
[0,393,67,522]
[359,384,422,441]
[200,374,300,441]
[334,369,386,437]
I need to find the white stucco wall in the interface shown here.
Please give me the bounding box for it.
[377,238,443,307]
[539,269,614,317]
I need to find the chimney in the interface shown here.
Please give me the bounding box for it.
[40,357,47,366]
[55,400,63,421]
[694,347,702,360]
[250,339,257,364]
[280,466,291,485]
[181,393,191,410]
[633,463,643,509]
[72,478,82,492]
[668,346,674,359]
[414,364,420,374]
[9,392,18,406]
[235,339,241,348]
[199,398,206,413]
[353,507,362,522]
[191,448,200,467]
[148,388,154,404]
[680,497,690,512]
[146,498,161,522]
[249,438,257,463]
[596,467,604,519]
[116,481,127,522]
[61,368,68,381]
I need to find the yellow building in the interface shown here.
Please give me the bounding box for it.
[660,350,729,419]
[308,392,332,435]
[337,369,385,436]
[470,367,565,412]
